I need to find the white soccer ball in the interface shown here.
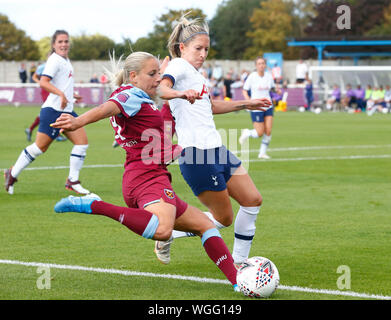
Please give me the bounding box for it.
[314,107,322,114]
[298,106,305,112]
[236,256,279,298]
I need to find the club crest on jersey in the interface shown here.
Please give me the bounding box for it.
[164,189,175,200]
[117,93,130,103]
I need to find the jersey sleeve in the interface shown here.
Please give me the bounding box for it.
[109,87,153,118]
[35,64,45,76]
[162,58,185,87]
[41,54,58,79]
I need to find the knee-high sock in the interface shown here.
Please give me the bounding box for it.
[259,134,271,156]
[172,211,226,239]
[69,144,88,182]
[90,201,159,239]
[11,143,43,178]
[232,206,260,264]
[202,228,237,285]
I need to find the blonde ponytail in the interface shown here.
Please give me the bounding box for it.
[104,51,157,88]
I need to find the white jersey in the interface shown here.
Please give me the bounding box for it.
[41,53,74,112]
[163,58,222,150]
[243,71,274,112]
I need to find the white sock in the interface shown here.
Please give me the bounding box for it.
[259,134,271,156]
[232,206,260,264]
[171,211,226,239]
[249,129,259,138]
[68,144,88,182]
[11,143,43,178]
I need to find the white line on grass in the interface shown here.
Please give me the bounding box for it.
[233,144,391,154]
[0,259,390,300]
[1,154,391,172]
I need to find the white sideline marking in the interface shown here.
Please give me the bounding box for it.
[1,154,391,173]
[234,144,391,154]
[2,144,391,172]
[246,154,391,162]
[0,259,390,300]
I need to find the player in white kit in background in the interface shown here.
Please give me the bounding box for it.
[239,57,275,159]
[4,30,91,195]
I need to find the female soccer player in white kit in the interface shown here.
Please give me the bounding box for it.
[239,57,275,159]
[155,15,271,266]
[4,30,90,195]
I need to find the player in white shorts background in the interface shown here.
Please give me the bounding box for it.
[239,57,275,159]
[4,30,91,195]
[156,14,271,266]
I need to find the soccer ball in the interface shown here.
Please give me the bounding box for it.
[236,256,279,298]
[314,107,322,114]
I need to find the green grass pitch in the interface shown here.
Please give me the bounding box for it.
[0,105,390,301]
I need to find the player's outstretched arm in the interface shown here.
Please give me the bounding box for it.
[158,78,201,104]
[50,101,120,131]
[211,98,272,115]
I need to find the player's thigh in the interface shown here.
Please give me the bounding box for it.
[174,205,215,236]
[253,121,265,136]
[35,131,54,152]
[197,189,234,227]
[226,165,262,207]
[264,115,273,136]
[64,126,88,145]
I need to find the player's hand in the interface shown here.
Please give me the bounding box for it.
[74,92,83,103]
[160,56,170,75]
[60,92,69,110]
[181,89,201,104]
[50,113,79,132]
[246,98,272,111]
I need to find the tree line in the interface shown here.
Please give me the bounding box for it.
[1,0,390,62]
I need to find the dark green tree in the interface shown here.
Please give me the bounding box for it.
[133,8,207,58]
[209,0,263,59]
[69,33,116,60]
[0,14,40,61]
[303,0,391,58]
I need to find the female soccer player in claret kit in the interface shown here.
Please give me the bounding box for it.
[51,52,239,291]
[4,30,90,195]
[156,14,271,267]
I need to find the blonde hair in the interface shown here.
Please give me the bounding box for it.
[105,51,157,88]
[167,13,209,58]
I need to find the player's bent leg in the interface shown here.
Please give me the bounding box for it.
[64,127,88,145]
[173,205,215,236]
[227,166,263,207]
[227,167,262,264]
[54,194,101,213]
[174,205,238,288]
[35,131,54,153]
[144,199,176,241]
[197,189,234,227]
[64,128,90,195]
[54,196,172,241]
[147,200,177,264]
[5,132,50,194]
[253,121,265,138]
